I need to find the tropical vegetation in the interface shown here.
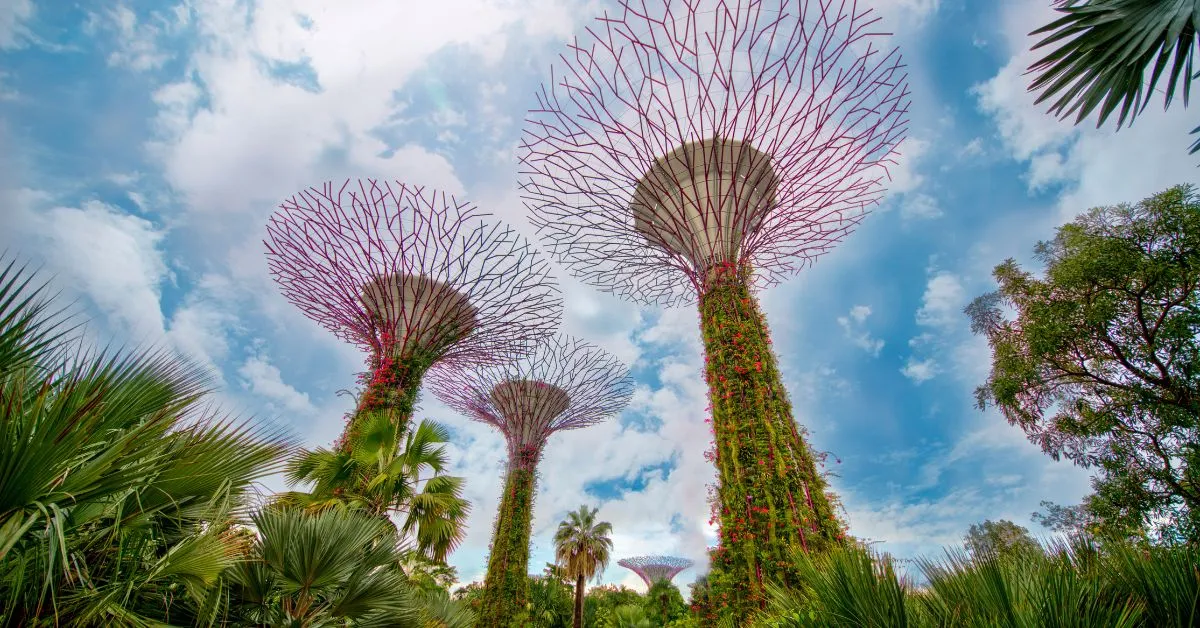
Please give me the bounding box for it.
[968,184,1200,545]
[554,504,614,628]
[0,259,473,626]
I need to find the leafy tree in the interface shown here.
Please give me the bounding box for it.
[282,411,471,562]
[963,519,1043,560]
[1032,500,1097,536]
[554,504,614,628]
[967,184,1200,543]
[0,259,291,625]
[585,584,643,627]
[643,579,687,625]
[522,574,574,628]
[1027,0,1200,154]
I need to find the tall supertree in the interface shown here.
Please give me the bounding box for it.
[431,335,633,627]
[265,179,562,448]
[618,555,694,588]
[519,0,910,618]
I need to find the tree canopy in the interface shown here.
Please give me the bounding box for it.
[968,184,1200,543]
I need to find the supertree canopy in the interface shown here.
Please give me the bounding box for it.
[618,555,694,588]
[519,0,910,619]
[265,179,562,447]
[431,335,633,627]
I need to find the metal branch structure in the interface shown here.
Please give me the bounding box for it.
[519,0,910,620]
[618,555,694,588]
[431,335,633,627]
[265,179,562,447]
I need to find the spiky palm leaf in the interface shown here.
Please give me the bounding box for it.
[0,259,292,626]
[227,507,424,626]
[1027,0,1200,152]
[284,411,470,562]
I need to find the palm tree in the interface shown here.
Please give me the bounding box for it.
[0,258,292,625]
[282,410,471,562]
[1027,0,1200,152]
[554,505,614,628]
[226,506,475,627]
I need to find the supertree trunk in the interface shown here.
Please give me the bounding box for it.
[479,454,539,627]
[431,335,633,627]
[699,262,844,614]
[340,356,429,451]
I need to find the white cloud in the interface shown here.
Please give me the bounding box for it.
[837,305,885,356]
[0,0,32,49]
[90,4,182,71]
[974,0,1198,209]
[239,353,317,416]
[900,192,943,220]
[9,197,171,343]
[915,271,967,329]
[900,357,937,383]
[959,137,984,158]
[886,137,930,195]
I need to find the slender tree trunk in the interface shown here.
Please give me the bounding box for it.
[574,574,585,628]
[698,262,846,620]
[479,459,539,627]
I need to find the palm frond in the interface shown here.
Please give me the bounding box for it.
[1028,0,1200,133]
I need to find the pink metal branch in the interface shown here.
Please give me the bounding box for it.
[265,179,562,367]
[618,555,695,587]
[430,335,633,467]
[520,0,911,306]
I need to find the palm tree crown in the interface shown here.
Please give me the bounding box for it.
[554,504,614,628]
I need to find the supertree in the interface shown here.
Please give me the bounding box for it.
[618,555,694,588]
[265,179,562,449]
[431,335,633,627]
[519,0,910,618]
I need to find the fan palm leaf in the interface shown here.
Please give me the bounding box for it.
[1027,0,1200,151]
[0,259,292,626]
[284,411,470,562]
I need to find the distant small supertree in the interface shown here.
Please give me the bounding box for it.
[265,179,561,448]
[617,555,694,588]
[431,335,633,628]
[520,0,909,618]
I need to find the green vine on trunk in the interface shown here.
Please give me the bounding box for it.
[335,331,437,452]
[698,262,847,623]
[479,444,543,627]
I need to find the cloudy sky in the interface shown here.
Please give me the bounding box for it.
[1,0,1195,593]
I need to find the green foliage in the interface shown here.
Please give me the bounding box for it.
[757,537,1200,627]
[225,507,422,625]
[606,603,652,628]
[0,259,293,626]
[757,544,910,628]
[963,519,1044,560]
[643,579,687,625]
[699,262,846,621]
[282,411,471,562]
[554,504,614,628]
[521,574,575,628]
[1026,0,1200,153]
[968,185,1200,544]
[586,584,644,627]
[479,464,538,627]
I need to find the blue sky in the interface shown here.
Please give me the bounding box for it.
[1,0,1196,593]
